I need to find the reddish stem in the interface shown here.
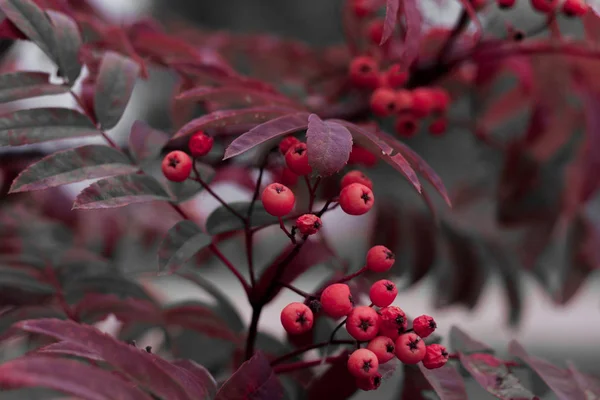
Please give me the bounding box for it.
[334,266,368,285]
[278,282,313,299]
[278,217,296,244]
[274,356,341,374]
[270,340,355,366]
[209,243,251,295]
[192,165,246,222]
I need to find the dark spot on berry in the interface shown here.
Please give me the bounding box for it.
[373,375,381,387]
[362,360,372,372]
[403,121,415,131]
[145,346,152,353]
[313,221,321,228]
[359,64,372,74]
[168,156,180,168]
[429,319,437,329]
[358,319,372,332]
[513,30,525,41]
[407,337,420,351]
[386,343,395,353]
[386,101,395,111]
[294,146,305,155]
[349,295,355,306]
[395,315,405,325]
[274,185,284,194]
[441,349,449,357]
[296,312,307,325]
[384,282,395,291]
[385,250,395,260]
[361,192,371,204]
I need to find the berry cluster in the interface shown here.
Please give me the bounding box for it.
[161,131,214,182]
[496,0,588,16]
[279,244,448,392]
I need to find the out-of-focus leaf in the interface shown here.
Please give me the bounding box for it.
[74,294,159,324]
[400,364,432,399]
[157,221,212,274]
[0,355,154,400]
[128,120,169,164]
[215,352,284,400]
[164,301,239,343]
[94,51,140,130]
[46,11,82,84]
[0,267,54,307]
[36,341,104,361]
[567,361,600,397]
[0,306,65,341]
[381,0,399,45]
[205,201,277,235]
[484,241,523,325]
[0,108,98,147]
[177,85,302,110]
[400,0,423,67]
[307,351,357,399]
[9,145,137,193]
[165,162,216,204]
[72,173,171,210]
[172,359,218,400]
[449,326,493,354]
[418,363,468,400]
[64,274,152,305]
[223,112,310,159]
[0,72,68,102]
[509,341,585,400]
[408,210,436,284]
[306,114,352,176]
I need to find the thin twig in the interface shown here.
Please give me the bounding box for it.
[209,243,251,295]
[270,340,355,366]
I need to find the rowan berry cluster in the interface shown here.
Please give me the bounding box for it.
[161,131,213,182]
[495,0,588,16]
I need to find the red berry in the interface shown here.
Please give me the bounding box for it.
[562,0,588,16]
[261,183,295,217]
[530,0,559,13]
[370,88,397,117]
[497,0,516,8]
[356,372,382,391]
[188,131,213,157]
[352,0,373,18]
[412,315,437,339]
[280,167,299,187]
[162,151,192,182]
[285,143,312,176]
[366,245,395,273]
[431,88,451,113]
[280,302,314,335]
[296,214,322,236]
[395,333,426,364]
[320,283,354,319]
[348,145,378,167]
[346,306,381,341]
[367,19,384,45]
[428,117,448,136]
[369,279,397,307]
[378,306,407,340]
[349,56,380,89]
[367,336,396,364]
[279,136,300,155]
[394,114,419,138]
[347,348,379,378]
[341,170,373,190]
[339,183,375,216]
[422,344,449,370]
[394,90,414,113]
[385,64,409,88]
[411,88,435,118]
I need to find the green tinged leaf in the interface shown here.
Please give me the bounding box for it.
[72,173,171,210]
[0,108,98,147]
[94,51,140,129]
[10,145,137,193]
[128,120,169,164]
[0,267,54,295]
[0,71,68,102]
[158,221,212,273]
[45,11,82,84]
[206,201,278,235]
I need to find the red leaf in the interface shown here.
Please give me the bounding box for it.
[128,120,169,163]
[567,361,600,397]
[418,363,468,400]
[223,112,310,159]
[164,302,240,343]
[401,364,432,399]
[307,351,357,399]
[215,351,284,400]
[400,0,423,68]
[74,294,159,324]
[306,115,353,176]
[172,360,218,400]
[15,318,193,400]
[449,326,493,354]
[381,0,400,46]
[509,341,586,400]
[0,71,68,102]
[36,341,103,361]
[0,18,26,39]
[176,86,302,110]
[576,90,600,203]
[0,355,153,400]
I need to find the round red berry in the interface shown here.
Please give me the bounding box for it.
[279,136,300,155]
[394,114,419,138]
[339,183,375,216]
[349,56,380,89]
[341,170,373,190]
[395,333,426,364]
[497,0,516,9]
[367,19,384,45]
[188,131,213,157]
[367,336,396,364]
[431,88,451,113]
[296,214,322,236]
[348,145,378,167]
[356,372,382,391]
[412,315,437,339]
[428,117,448,136]
[366,245,395,273]
[370,88,397,117]
[562,0,588,16]
[280,167,299,187]
[320,283,354,319]
[162,151,192,182]
[346,306,381,341]
[369,279,397,307]
[261,183,295,217]
[394,90,413,113]
[385,64,409,88]
[378,306,407,340]
[285,142,312,176]
[530,0,559,13]
[411,88,435,118]
[347,348,379,378]
[352,0,373,18]
[280,302,314,335]
[422,344,449,370]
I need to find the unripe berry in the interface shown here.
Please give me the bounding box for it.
[341,170,373,190]
[367,336,396,364]
[188,131,213,157]
[356,372,382,391]
[347,348,379,378]
[422,344,449,370]
[497,0,516,8]
[162,151,192,182]
[369,279,397,307]
[428,117,448,136]
[296,214,322,236]
[530,0,559,13]
[348,145,378,167]
[411,88,435,118]
[352,0,373,18]
[279,136,300,155]
[370,88,397,117]
[366,245,395,272]
[339,183,375,216]
[280,302,314,335]
[562,0,588,16]
[320,283,354,319]
[394,90,413,113]
[378,306,407,340]
[285,143,312,176]
[261,183,295,216]
[346,306,381,341]
[385,64,409,88]
[412,315,437,339]
[367,19,384,45]
[349,56,380,89]
[395,333,426,364]
[394,114,419,138]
